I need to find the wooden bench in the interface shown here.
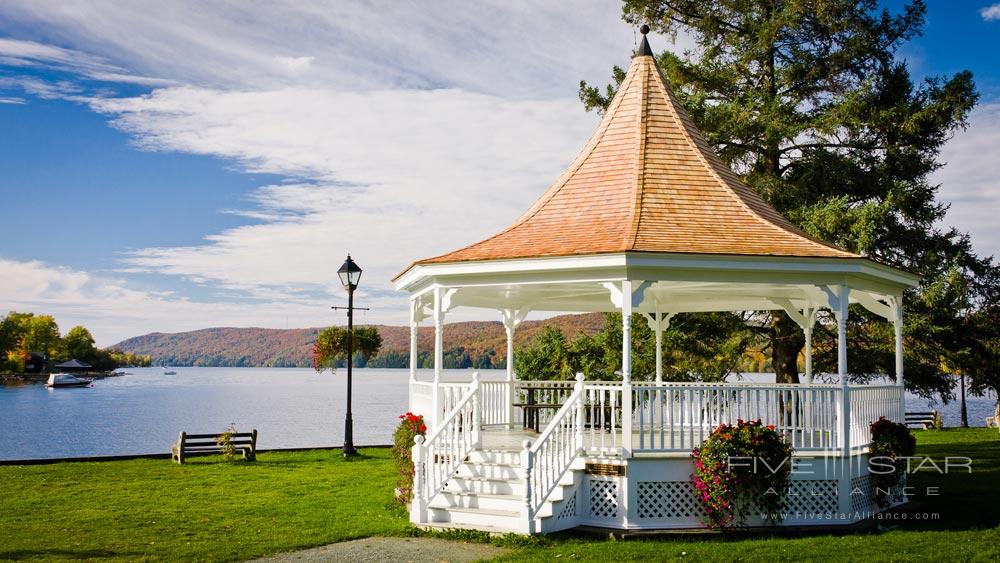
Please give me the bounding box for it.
[904,411,937,430]
[172,429,258,463]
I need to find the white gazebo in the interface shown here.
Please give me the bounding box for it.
[393,30,918,534]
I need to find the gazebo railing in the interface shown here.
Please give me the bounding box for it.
[847,383,904,450]
[410,375,904,456]
[632,383,842,452]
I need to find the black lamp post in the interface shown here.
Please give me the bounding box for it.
[336,254,363,457]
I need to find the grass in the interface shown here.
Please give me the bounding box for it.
[0,429,997,561]
[0,449,410,561]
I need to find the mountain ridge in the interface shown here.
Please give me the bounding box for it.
[112,313,606,368]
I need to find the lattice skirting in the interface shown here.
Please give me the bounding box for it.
[636,481,705,519]
[557,489,578,520]
[588,480,619,518]
[850,474,874,513]
[632,479,840,525]
[782,479,839,515]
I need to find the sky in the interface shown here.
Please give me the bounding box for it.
[0,1,998,347]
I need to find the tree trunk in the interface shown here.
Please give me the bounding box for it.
[771,311,804,384]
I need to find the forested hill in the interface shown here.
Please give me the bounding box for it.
[112,313,605,368]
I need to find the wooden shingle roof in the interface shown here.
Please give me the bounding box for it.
[416,39,856,266]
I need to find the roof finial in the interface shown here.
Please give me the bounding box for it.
[637,24,654,57]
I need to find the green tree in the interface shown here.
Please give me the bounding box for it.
[514,327,574,380]
[63,326,97,363]
[22,315,62,360]
[312,325,382,372]
[581,0,991,396]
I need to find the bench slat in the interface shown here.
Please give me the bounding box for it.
[185,433,256,440]
[183,439,255,446]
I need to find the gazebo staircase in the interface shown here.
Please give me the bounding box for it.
[424,446,582,533]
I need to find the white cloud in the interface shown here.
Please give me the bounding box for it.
[0,37,173,86]
[0,95,25,104]
[88,86,596,299]
[934,103,1000,258]
[982,4,1000,21]
[0,1,682,97]
[0,259,343,346]
[0,1,696,339]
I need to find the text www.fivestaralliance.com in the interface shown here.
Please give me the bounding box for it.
[760,511,941,521]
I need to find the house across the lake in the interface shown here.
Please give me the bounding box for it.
[393,28,916,534]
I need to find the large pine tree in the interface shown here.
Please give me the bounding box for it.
[581,0,994,396]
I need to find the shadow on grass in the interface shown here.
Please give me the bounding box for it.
[903,439,1000,531]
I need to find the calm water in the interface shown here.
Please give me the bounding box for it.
[0,368,994,460]
[0,367,460,461]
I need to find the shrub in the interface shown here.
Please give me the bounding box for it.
[216,423,238,461]
[869,416,916,508]
[692,419,794,529]
[393,412,427,504]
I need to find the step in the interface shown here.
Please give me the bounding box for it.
[429,505,521,529]
[430,491,524,512]
[467,449,521,465]
[454,461,523,480]
[418,520,522,535]
[446,475,524,496]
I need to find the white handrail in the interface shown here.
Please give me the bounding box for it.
[410,373,481,524]
[523,373,585,531]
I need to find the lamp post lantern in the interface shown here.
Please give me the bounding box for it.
[336,254,363,457]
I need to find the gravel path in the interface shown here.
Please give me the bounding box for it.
[250,537,510,563]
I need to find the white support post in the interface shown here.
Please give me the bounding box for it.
[803,307,817,385]
[471,371,481,448]
[621,280,634,458]
[836,285,849,383]
[804,322,813,385]
[893,297,904,387]
[409,300,419,382]
[834,285,850,456]
[501,309,527,428]
[520,439,534,534]
[644,312,672,384]
[574,372,585,452]
[622,280,633,383]
[410,435,426,523]
[432,287,444,430]
[893,296,905,423]
[655,321,663,383]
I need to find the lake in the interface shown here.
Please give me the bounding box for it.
[0,367,995,460]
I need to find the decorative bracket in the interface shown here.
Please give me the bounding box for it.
[603,280,652,309]
[771,299,818,330]
[819,284,850,319]
[410,297,428,324]
[853,292,895,322]
[440,288,458,314]
[500,308,529,333]
[643,312,674,331]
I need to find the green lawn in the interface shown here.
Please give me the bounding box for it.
[0,449,410,561]
[1,429,997,561]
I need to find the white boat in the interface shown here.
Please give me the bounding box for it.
[162,366,177,375]
[46,373,93,388]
